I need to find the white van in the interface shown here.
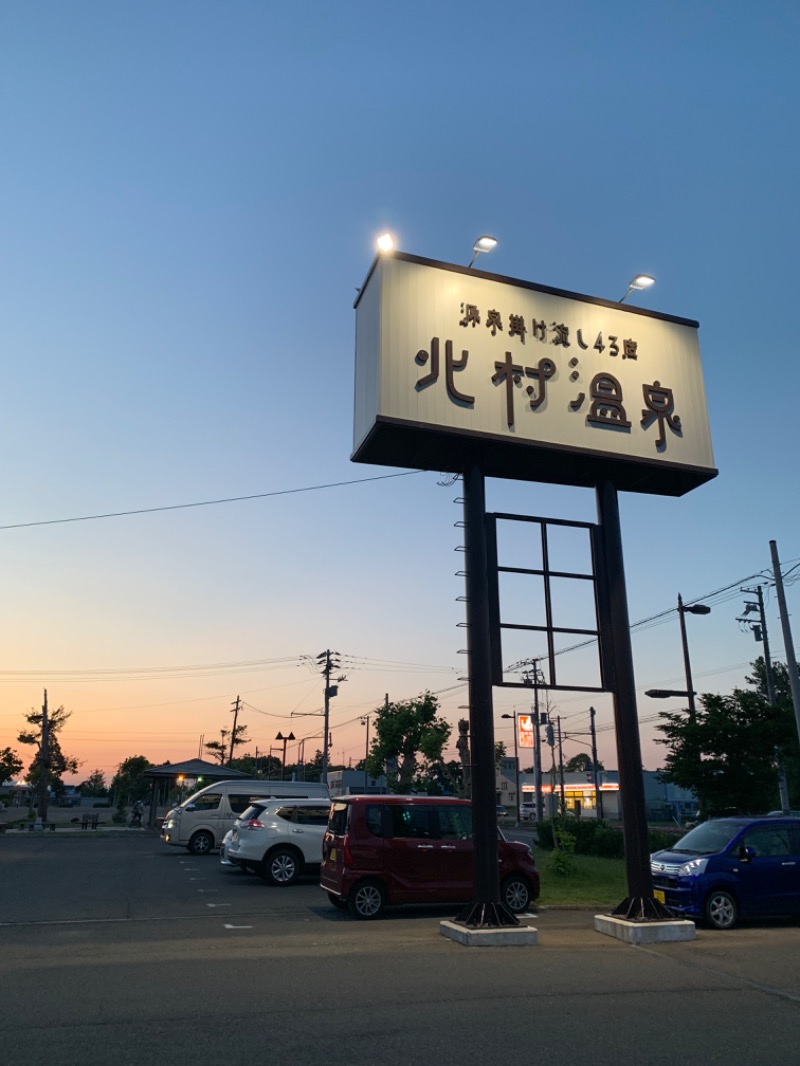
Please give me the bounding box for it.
[160,779,330,855]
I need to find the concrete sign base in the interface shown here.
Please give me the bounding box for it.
[440,920,539,947]
[594,914,696,943]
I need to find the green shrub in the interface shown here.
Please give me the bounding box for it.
[536,818,682,859]
[548,849,576,876]
[590,824,625,859]
[648,827,684,852]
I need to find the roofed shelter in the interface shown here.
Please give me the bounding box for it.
[143,758,248,829]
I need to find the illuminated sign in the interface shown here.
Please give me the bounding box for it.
[518,713,534,749]
[353,252,716,496]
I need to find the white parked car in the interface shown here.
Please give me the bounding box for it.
[227,798,331,885]
[219,828,240,868]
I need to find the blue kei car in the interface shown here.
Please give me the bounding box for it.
[650,816,800,929]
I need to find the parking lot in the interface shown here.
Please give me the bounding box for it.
[3,832,800,1065]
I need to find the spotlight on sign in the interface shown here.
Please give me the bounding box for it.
[467,235,498,269]
[619,273,655,303]
[376,232,395,253]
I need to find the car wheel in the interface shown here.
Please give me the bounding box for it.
[264,847,300,886]
[501,874,532,914]
[705,889,738,929]
[327,892,348,910]
[188,830,214,856]
[348,878,386,920]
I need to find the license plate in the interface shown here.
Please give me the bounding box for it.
[653,889,666,904]
[329,847,337,861]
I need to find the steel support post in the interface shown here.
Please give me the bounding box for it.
[596,481,670,920]
[455,464,517,927]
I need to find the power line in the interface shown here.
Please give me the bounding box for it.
[0,471,423,532]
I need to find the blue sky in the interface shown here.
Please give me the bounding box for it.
[1,1,798,782]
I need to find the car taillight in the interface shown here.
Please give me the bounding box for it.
[243,818,264,830]
[343,836,353,865]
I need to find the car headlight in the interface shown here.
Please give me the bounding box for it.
[678,857,708,877]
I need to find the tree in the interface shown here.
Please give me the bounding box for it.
[0,747,23,788]
[79,769,108,797]
[18,703,81,816]
[413,759,465,797]
[110,755,152,804]
[565,753,604,773]
[205,724,249,765]
[229,752,282,779]
[656,658,800,816]
[365,692,451,793]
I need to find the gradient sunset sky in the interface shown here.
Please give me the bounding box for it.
[1,2,798,787]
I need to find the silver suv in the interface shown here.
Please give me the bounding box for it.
[227,798,331,885]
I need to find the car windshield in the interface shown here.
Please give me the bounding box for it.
[668,820,743,855]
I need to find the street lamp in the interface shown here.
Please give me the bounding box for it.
[645,596,710,719]
[619,273,655,303]
[275,732,295,780]
[467,235,498,269]
[500,713,521,824]
[677,594,711,722]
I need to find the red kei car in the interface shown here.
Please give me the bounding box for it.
[320,795,539,919]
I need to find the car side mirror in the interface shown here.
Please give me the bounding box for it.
[739,845,756,863]
[185,803,196,811]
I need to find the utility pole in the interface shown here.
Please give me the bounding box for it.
[228,695,241,765]
[590,706,604,820]
[456,718,471,799]
[556,715,566,815]
[523,660,546,825]
[534,709,544,823]
[741,582,790,812]
[37,689,50,824]
[545,719,556,818]
[361,715,370,792]
[316,650,345,785]
[770,540,800,750]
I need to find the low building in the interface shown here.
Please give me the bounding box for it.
[508,765,695,822]
[327,769,388,797]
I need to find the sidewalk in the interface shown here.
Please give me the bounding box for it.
[0,803,167,834]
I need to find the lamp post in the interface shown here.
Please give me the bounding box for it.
[646,596,710,817]
[501,713,521,824]
[646,597,711,714]
[677,594,711,723]
[275,732,295,780]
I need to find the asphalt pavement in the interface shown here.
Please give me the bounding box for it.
[2,831,800,1065]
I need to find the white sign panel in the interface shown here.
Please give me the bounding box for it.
[353,253,716,496]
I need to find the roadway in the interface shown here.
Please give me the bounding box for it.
[2,832,800,1064]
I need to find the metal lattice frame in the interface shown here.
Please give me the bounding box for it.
[486,512,610,693]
